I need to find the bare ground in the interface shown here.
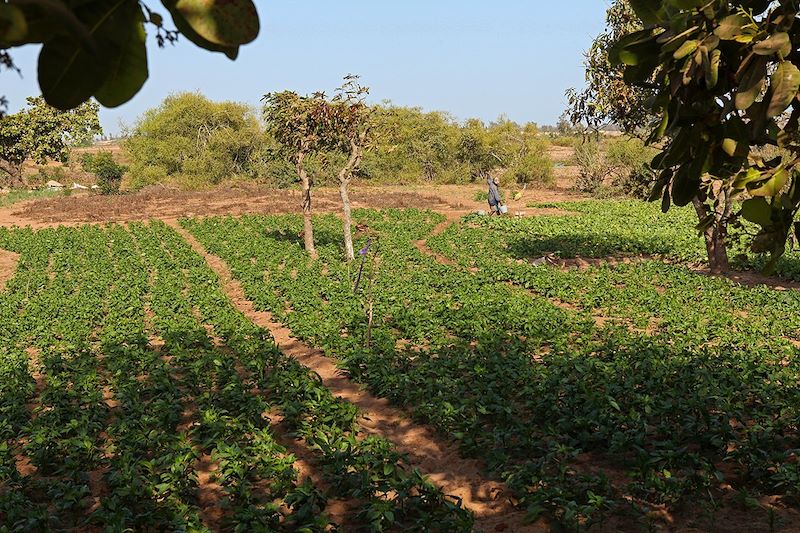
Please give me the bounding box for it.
[0,180,586,229]
[0,249,19,291]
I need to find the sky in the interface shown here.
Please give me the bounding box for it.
[3,1,609,135]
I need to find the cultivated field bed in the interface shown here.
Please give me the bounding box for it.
[1,199,799,531]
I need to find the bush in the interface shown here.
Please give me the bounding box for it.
[363,108,554,185]
[33,166,70,187]
[574,140,608,194]
[81,151,127,194]
[507,150,553,185]
[574,137,657,198]
[548,135,581,148]
[605,137,657,199]
[124,92,265,190]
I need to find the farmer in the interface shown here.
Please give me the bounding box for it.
[487,175,504,215]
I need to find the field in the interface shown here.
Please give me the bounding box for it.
[1,186,800,532]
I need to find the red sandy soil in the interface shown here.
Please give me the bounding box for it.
[0,180,586,229]
[0,249,19,291]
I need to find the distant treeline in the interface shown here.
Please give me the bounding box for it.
[123,92,553,190]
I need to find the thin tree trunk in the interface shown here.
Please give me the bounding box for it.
[692,196,730,274]
[339,178,355,261]
[713,189,732,273]
[296,151,317,259]
[338,140,363,262]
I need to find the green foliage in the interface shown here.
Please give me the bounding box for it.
[182,205,800,529]
[363,106,463,183]
[364,109,553,185]
[0,219,472,530]
[0,96,101,187]
[575,138,659,199]
[124,92,264,190]
[1,0,260,111]
[81,151,127,194]
[567,1,655,133]
[612,1,800,267]
[0,188,60,208]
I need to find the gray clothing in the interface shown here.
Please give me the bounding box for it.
[487,176,501,206]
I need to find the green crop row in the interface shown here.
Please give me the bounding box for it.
[0,222,471,531]
[184,208,800,530]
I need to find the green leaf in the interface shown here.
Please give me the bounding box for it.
[628,0,663,25]
[733,167,764,190]
[754,32,791,58]
[672,169,699,207]
[37,0,132,110]
[705,48,721,88]
[721,138,738,157]
[673,39,698,60]
[163,0,259,47]
[736,56,768,111]
[668,0,706,8]
[741,197,772,227]
[164,6,239,59]
[94,14,149,108]
[0,4,27,42]
[749,168,789,197]
[767,62,800,118]
[715,14,750,40]
[610,29,656,66]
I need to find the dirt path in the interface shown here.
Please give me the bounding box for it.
[165,219,542,533]
[0,249,20,291]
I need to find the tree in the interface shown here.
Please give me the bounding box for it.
[263,79,373,262]
[566,1,656,135]
[0,0,260,113]
[0,96,101,187]
[612,1,800,274]
[485,119,553,185]
[262,90,331,258]
[81,151,127,194]
[124,92,264,190]
[327,76,373,261]
[367,106,462,182]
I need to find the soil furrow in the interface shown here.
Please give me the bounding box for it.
[0,248,19,292]
[167,219,541,533]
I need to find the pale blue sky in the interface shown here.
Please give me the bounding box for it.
[4,1,609,134]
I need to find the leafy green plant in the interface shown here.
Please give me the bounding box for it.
[81,151,127,195]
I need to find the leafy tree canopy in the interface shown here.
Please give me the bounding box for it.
[567,0,655,134]
[124,92,264,189]
[613,0,800,268]
[0,95,100,187]
[0,0,260,112]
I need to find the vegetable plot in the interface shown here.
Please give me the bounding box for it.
[185,207,800,530]
[0,222,470,532]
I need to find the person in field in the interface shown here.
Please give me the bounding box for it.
[487,175,504,215]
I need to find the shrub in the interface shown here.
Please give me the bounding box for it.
[124,92,265,190]
[33,166,70,188]
[574,137,657,199]
[605,137,657,199]
[507,150,553,185]
[81,151,127,194]
[574,140,608,194]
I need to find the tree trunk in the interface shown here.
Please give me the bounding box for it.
[0,160,25,189]
[339,178,355,261]
[296,152,317,259]
[338,139,363,262]
[692,196,730,275]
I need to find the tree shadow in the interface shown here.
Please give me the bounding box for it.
[505,233,692,261]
